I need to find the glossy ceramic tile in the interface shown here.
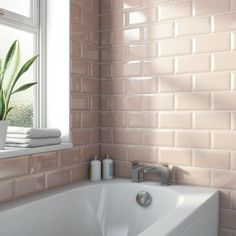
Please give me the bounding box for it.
[46,169,70,189]
[159,1,192,21]
[194,0,230,16]
[193,150,230,169]
[159,148,192,166]
[159,112,192,129]
[176,17,211,36]
[193,112,231,130]
[0,156,29,179]
[15,174,45,199]
[194,72,231,91]
[127,146,158,163]
[31,152,58,173]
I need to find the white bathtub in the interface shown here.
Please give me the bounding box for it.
[0,179,218,236]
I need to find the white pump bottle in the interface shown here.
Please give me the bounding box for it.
[90,155,101,181]
[102,153,113,180]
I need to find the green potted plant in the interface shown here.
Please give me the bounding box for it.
[0,40,38,149]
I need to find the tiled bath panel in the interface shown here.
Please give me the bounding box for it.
[1,0,236,235]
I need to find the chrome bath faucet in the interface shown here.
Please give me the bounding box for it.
[131,161,170,185]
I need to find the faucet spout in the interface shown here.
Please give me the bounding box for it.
[130,161,144,182]
[143,166,159,173]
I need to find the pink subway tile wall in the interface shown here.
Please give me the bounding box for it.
[0,0,236,234]
[0,0,99,203]
[100,0,236,234]
[69,0,100,189]
[71,0,100,157]
[0,150,91,202]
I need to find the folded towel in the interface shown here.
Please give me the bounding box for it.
[6,137,61,148]
[7,127,61,139]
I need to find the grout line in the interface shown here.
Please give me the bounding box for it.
[210,54,214,72]
[192,149,195,167]
[231,111,234,130]
[174,20,177,38]
[192,111,195,129]
[192,74,196,92]
[156,6,159,23]
[230,152,233,170]
[231,32,235,51]
[210,130,213,150]
[210,16,215,33]
[231,0,234,12]
[141,128,143,145]
[192,36,196,54]
[210,92,214,111]
[210,169,212,187]
[231,72,235,91]
[174,57,177,74]
[192,0,195,17]
[157,40,161,58]
[174,129,176,148]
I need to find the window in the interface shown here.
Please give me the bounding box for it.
[0,0,44,127]
[0,0,70,142]
[0,0,32,18]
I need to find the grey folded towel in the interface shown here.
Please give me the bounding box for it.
[7,126,61,139]
[6,137,61,148]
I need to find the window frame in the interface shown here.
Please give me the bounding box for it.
[0,0,39,27]
[0,0,70,142]
[0,0,46,128]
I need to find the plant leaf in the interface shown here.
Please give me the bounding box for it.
[1,41,18,90]
[4,106,13,119]
[0,90,3,119]
[0,59,3,83]
[0,89,6,120]
[0,70,4,76]
[0,69,4,89]
[16,55,38,80]
[5,41,20,103]
[12,82,37,94]
[0,59,2,73]
[6,54,38,106]
[3,40,18,72]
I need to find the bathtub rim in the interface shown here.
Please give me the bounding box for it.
[0,179,182,212]
[0,178,217,210]
[0,178,218,236]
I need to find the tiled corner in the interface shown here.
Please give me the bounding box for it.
[0,1,236,234]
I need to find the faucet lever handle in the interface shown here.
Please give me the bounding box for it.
[159,163,169,168]
[130,160,141,167]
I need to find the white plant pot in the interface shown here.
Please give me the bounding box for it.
[0,121,8,150]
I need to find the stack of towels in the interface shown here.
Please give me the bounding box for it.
[6,127,61,148]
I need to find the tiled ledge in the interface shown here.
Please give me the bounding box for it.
[0,143,73,159]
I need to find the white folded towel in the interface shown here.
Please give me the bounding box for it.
[7,126,61,139]
[6,137,61,148]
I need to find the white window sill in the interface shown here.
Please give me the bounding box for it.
[0,143,73,159]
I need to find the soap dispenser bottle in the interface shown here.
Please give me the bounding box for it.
[102,153,113,180]
[90,155,101,182]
